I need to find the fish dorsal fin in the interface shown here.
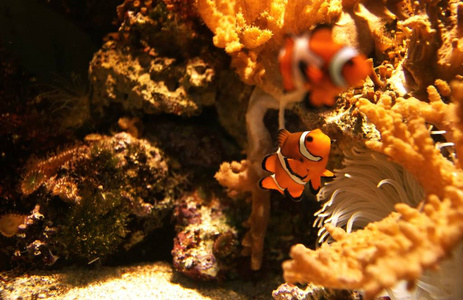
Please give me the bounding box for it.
[277,129,291,147]
[311,25,333,44]
[310,24,337,62]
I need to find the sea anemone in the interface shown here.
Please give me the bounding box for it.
[313,147,463,299]
[20,169,48,196]
[314,147,424,244]
[0,214,27,237]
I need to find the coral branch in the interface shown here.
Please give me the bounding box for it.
[357,93,458,198]
[215,87,279,270]
[284,185,463,299]
[197,0,342,97]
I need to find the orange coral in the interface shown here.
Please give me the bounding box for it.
[284,188,463,298]
[197,0,343,97]
[209,0,463,275]
[282,81,463,298]
[215,159,270,270]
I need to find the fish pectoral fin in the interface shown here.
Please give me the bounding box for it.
[277,129,291,147]
[280,36,296,92]
[307,89,325,107]
[285,158,307,178]
[322,169,335,178]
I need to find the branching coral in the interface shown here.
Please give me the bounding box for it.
[214,87,280,270]
[197,0,343,97]
[282,80,463,298]
[279,1,463,290]
[357,92,459,198]
[313,147,463,298]
[210,0,392,270]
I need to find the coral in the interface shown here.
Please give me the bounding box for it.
[90,41,211,116]
[314,148,462,299]
[283,189,463,299]
[279,1,463,294]
[215,87,281,270]
[172,191,239,280]
[147,118,239,169]
[207,0,403,270]
[197,0,343,97]
[215,160,255,196]
[20,145,87,196]
[281,78,463,298]
[357,93,457,198]
[388,1,463,91]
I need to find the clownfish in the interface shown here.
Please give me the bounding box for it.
[278,24,370,107]
[259,129,334,201]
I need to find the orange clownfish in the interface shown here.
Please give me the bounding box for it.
[259,129,334,201]
[278,24,370,107]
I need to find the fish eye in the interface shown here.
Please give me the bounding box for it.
[306,136,313,142]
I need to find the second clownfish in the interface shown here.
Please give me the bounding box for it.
[278,24,370,107]
[259,129,334,201]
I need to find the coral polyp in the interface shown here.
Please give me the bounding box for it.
[0,214,26,237]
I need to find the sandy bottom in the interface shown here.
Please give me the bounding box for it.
[1,262,278,299]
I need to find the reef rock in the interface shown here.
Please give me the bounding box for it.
[89,1,219,117]
[1,132,176,266]
[172,191,239,280]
